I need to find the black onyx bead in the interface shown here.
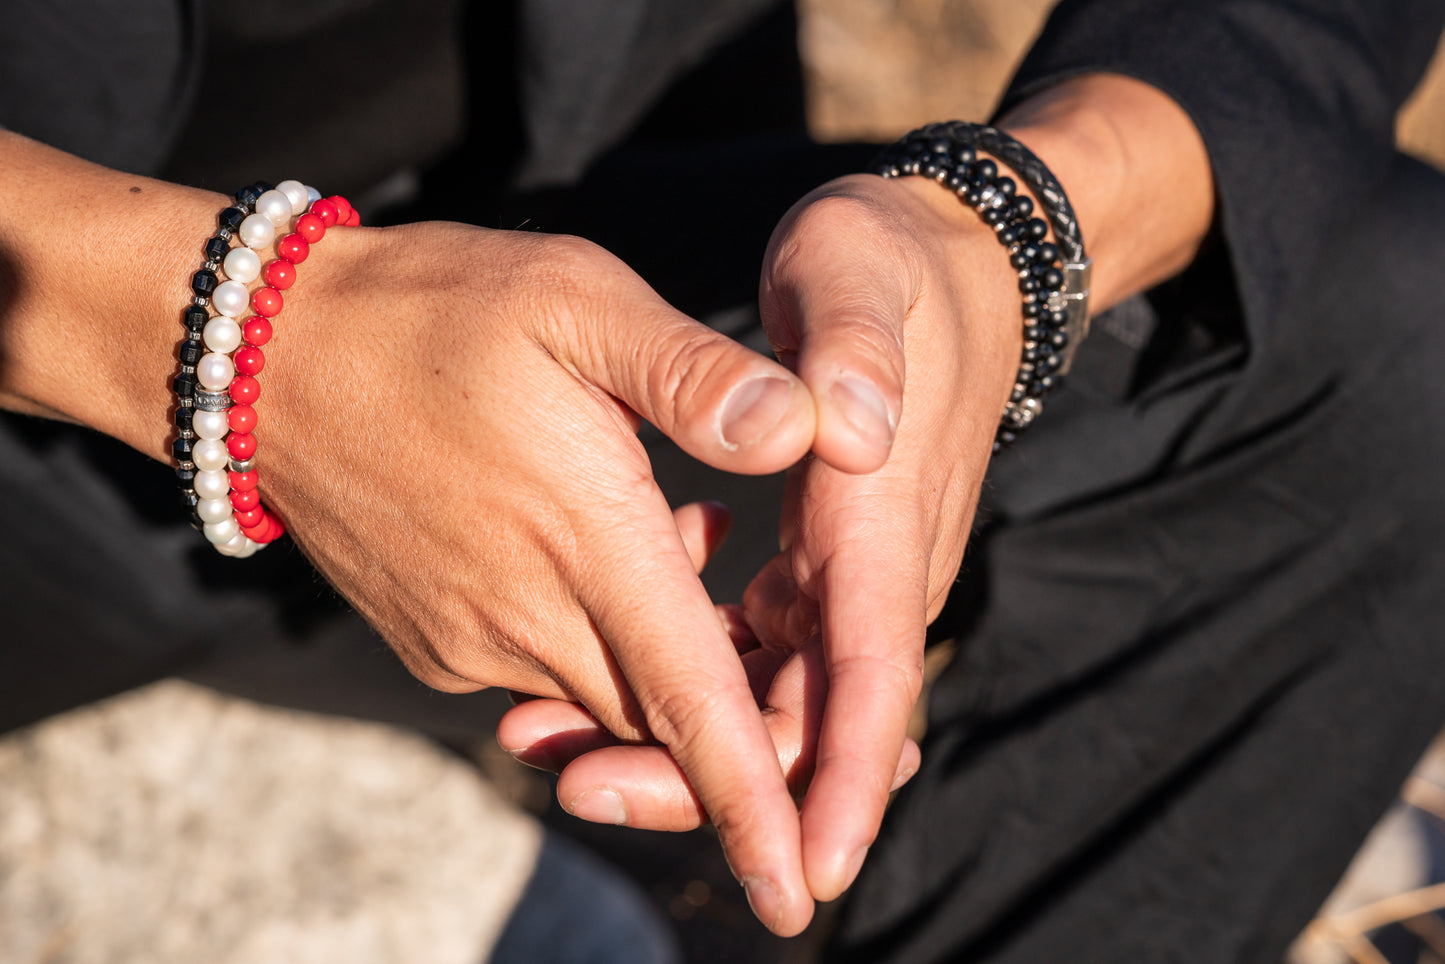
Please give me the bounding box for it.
[1022,302,1042,318]
[1037,375,1056,391]
[929,138,950,154]
[189,511,206,531]
[1036,242,1060,265]
[1050,331,1069,348]
[175,407,193,431]
[183,305,208,332]
[1020,242,1041,263]
[998,430,1017,445]
[982,207,1005,225]
[1010,385,1026,403]
[172,437,194,462]
[1010,250,1031,270]
[946,174,966,191]
[218,206,245,232]
[1026,325,1046,342]
[1025,218,1049,240]
[954,144,976,165]
[998,222,1023,246]
[254,180,274,193]
[179,340,204,365]
[179,490,199,512]
[235,184,262,207]
[1023,345,1043,363]
[1011,196,1034,219]
[1046,309,1068,327]
[1040,267,1065,291]
[176,466,197,487]
[993,176,1016,199]
[174,372,197,397]
[191,269,217,296]
[921,162,942,179]
[203,235,229,262]
[1019,276,1040,295]
[971,159,997,183]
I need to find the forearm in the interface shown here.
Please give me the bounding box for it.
[997,73,1216,315]
[0,131,224,459]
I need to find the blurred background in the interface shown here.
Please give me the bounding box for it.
[3,3,1443,963]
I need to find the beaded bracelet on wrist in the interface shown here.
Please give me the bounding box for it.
[870,121,1092,451]
[173,181,357,556]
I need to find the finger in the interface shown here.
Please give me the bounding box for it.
[564,490,815,937]
[796,475,929,903]
[761,183,920,474]
[498,698,618,772]
[557,241,816,475]
[672,500,732,574]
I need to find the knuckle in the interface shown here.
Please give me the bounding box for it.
[638,682,735,753]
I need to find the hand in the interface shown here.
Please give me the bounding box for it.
[500,172,1021,899]
[253,220,831,933]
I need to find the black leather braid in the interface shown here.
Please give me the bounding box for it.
[949,122,1086,263]
[868,122,1092,451]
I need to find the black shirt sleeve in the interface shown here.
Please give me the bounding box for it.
[998,0,1445,343]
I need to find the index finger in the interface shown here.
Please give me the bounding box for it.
[562,485,815,937]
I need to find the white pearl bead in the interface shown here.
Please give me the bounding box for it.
[276,180,309,216]
[223,246,261,284]
[197,498,234,524]
[193,438,229,472]
[211,280,249,318]
[256,189,293,226]
[204,517,241,545]
[203,317,242,354]
[196,352,235,392]
[305,185,321,205]
[216,532,253,556]
[239,212,276,249]
[192,409,230,440]
[194,469,230,501]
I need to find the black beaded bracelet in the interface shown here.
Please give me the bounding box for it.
[869,122,1092,451]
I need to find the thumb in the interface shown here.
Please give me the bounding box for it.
[761,185,916,474]
[561,240,816,475]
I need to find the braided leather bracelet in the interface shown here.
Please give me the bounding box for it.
[870,122,1092,450]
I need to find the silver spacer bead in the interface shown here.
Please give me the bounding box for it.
[204,259,220,271]
[177,428,195,440]
[180,365,195,374]
[217,228,233,241]
[177,460,195,471]
[228,457,255,474]
[192,296,210,308]
[194,389,232,412]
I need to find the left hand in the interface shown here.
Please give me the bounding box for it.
[500,171,1024,900]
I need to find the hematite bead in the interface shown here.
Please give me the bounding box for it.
[1046,309,1068,327]
[1010,250,1031,270]
[1026,325,1045,342]
[1051,331,1069,348]
[993,176,1016,199]
[1040,267,1064,291]
[175,407,193,431]
[964,188,982,206]
[998,223,1023,246]
[1023,302,1042,318]
[1036,242,1060,265]
[179,340,203,365]
[970,159,997,183]
[173,372,197,397]
[1011,196,1034,219]
[218,207,245,232]
[183,305,208,332]
[235,185,263,207]
[172,437,194,462]
[982,207,1005,225]
[203,235,229,262]
[1025,217,1049,241]
[191,269,217,296]
[946,174,966,191]
[1019,276,1040,295]
[176,465,197,487]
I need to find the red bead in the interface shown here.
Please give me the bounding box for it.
[230,487,261,511]
[346,209,361,227]
[234,346,265,376]
[241,521,269,541]
[227,432,257,460]
[327,195,351,222]
[242,316,273,347]
[230,375,260,405]
[278,233,310,263]
[251,287,283,318]
[262,259,296,290]
[234,506,265,528]
[311,198,339,227]
[228,404,257,434]
[229,469,259,492]
[296,213,326,243]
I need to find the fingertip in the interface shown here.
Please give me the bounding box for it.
[812,372,898,473]
[714,371,816,473]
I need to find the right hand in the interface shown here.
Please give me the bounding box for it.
[255,221,820,935]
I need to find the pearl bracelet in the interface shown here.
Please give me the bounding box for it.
[173,181,357,556]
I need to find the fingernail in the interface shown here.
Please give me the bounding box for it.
[566,788,628,825]
[507,746,558,772]
[741,876,784,932]
[842,845,870,892]
[828,374,895,451]
[720,376,793,450]
[889,765,917,793]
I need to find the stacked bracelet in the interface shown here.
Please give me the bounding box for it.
[870,121,1092,451]
[173,181,358,556]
